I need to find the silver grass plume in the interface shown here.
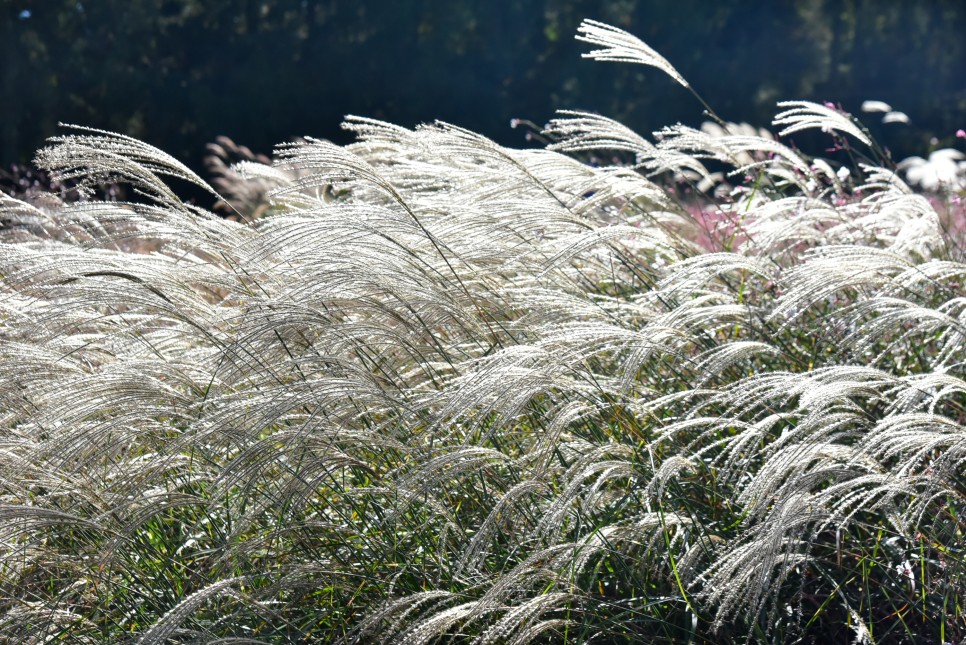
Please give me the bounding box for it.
[576,19,689,87]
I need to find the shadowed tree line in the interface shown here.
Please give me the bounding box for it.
[2,0,965,180]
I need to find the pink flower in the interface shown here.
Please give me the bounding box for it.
[957,129,966,139]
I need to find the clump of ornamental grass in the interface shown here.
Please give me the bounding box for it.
[1,18,965,645]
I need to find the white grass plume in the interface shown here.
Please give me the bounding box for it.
[576,19,689,87]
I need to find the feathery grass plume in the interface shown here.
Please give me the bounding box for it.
[772,101,872,146]
[576,19,689,88]
[544,110,660,162]
[205,135,292,221]
[134,577,247,644]
[36,124,223,212]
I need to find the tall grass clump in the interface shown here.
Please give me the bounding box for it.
[1,19,965,644]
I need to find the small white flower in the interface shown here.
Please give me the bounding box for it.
[837,166,851,181]
[895,559,916,592]
[861,100,892,113]
[899,148,966,191]
[882,111,910,124]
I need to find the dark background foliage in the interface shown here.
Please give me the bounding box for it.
[3,0,965,181]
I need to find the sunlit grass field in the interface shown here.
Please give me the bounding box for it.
[1,19,965,643]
